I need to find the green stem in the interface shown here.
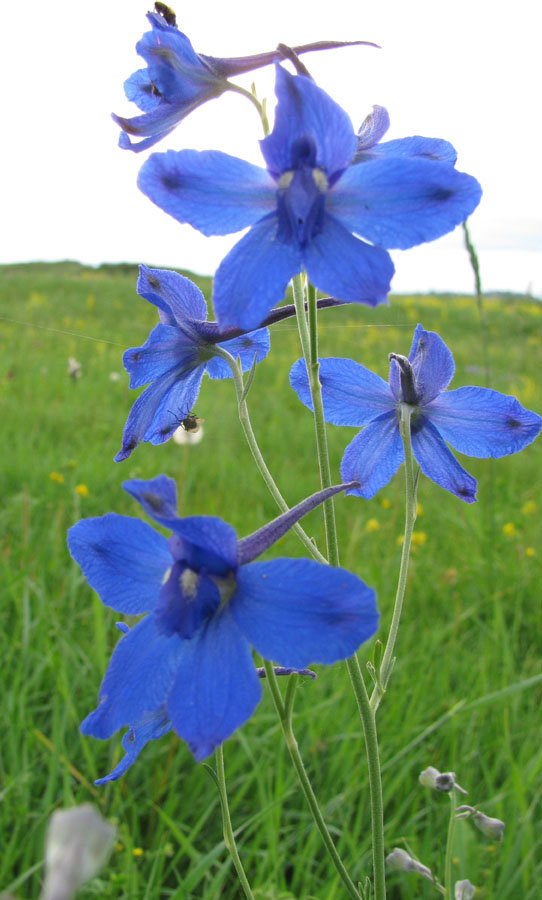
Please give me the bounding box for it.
[371,403,418,713]
[212,344,327,564]
[444,790,458,900]
[293,275,386,900]
[227,82,270,135]
[215,745,256,900]
[292,275,339,562]
[263,660,362,900]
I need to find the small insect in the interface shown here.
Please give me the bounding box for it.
[180,413,204,434]
[154,2,177,26]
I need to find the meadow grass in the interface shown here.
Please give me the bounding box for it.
[1,262,541,900]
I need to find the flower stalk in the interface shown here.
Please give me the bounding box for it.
[215,745,256,900]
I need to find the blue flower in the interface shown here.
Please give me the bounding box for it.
[68,476,378,780]
[353,105,458,165]
[138,66,482,331]
[290,324,542,502]
[114,10,374,152]
[115,265,270,461]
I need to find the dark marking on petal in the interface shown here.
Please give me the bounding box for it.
[506,417,521,428]
[161,173,183,191]
[148,275,160,289]
[142,491,164,511]
[430,187,455,202]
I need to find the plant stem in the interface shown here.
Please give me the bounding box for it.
[228,82,270,135]
[292,275,339,562]
[213,344,327,564]
[444,790,458,900]
[371,403,418,712]
[293,275,387,900]
[215,745,256,900]
[262,660,362,900]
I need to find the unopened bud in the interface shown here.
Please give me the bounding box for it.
[419,766,467,794]
[386,848,433,882]
[455,879,476,899]
[41,804,116,900]
[455,806,504,841]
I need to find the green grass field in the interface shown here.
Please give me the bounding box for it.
[1,262,541,900]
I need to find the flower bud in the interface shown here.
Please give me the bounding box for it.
[41,804,116,900]
[419,766,467,794]
[471,811,505,841]
[386,848,433,882]
[455,879,476,899]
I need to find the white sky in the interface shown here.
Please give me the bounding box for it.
[3,0,541,296]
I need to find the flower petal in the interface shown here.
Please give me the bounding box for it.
[303,214,394,306]
[340,411,404,498]
[123,474,179,523]
[357,135,457,165]
[168,516,238,574]
[115,365,205,461]
[231,558,378,667]
[81,615,183,739]
[67,513,171,614]
[123,324,200,389]
[327,157,482,250]
[137,265,207,324]
[290,356,394,426]
[138,149,276,236]
[261,65,357,176]
[94,708,172,785]
[426,386,542,457]
[213,215,301,330]
[406,323,455,403]
[411,416,477,502]
[356,105,390,151]
[205,327,270,379]
[167,606,261,760]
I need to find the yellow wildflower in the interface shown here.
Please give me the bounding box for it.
[521,500,536,516]
[366,518,380,533]
[49,472,64,484]
[416,502,423,517]
[525,547,535,557]
[502,522,516,537]
[412,531,427,547]
[132,848,144,858]
[75,484,89,497]
[380,497,391,509]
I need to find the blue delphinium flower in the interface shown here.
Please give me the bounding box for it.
[114,9,374,152]
[290,324,542,502]
[138,65,482,331]
[68,476,378,781]
[115,265,270,461]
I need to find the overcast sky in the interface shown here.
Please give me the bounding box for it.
[3,0,540,296]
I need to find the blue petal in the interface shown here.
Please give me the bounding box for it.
[95,708,172,785]
[168,516,238,574]
[411,417,477,502]
[81,615,183,739]
[136,26,217,103]
[231,558,378,667]
[213,216,301,330]
[356,105,390,150]
[123,68,162,113]
[426,386,542,457]
[138,150,276,236]
[115,366,205,461]
[290,356,394,426]
[327,158,482,249]
[340,411,404,498]
[155,561,220,638]
[406,324,455,404]
[67,513,171,614]
[167,606,262,760]
[123,474,179,523]
[137,265,207,325]
[123,324,200,389]
[303,214,394,306]
[261,66,357,177]
[205,327,271,379]
[357,135,457,165]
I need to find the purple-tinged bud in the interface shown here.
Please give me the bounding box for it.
[456,806,504,841]
[386,848,433,882]
[41,805,116,900]
[455,879,476,899]
[419,766,467,794]
[256,666,316,679]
